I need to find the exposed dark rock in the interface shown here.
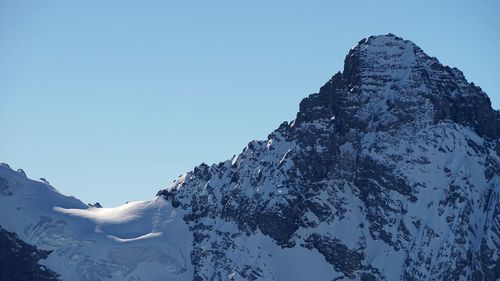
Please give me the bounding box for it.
[88,202,103,208]
[304,234,364,278]
[0,177,12,196]
[0,226,60,281]
[153,33,500,280]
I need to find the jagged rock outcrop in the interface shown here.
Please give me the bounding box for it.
[157,34,500,280]
[0,227,60,281]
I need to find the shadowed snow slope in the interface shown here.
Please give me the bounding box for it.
[1,34,499,281]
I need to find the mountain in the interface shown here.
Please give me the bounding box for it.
[1,34,499,281]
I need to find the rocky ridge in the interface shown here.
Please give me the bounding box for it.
[157,34,499,280]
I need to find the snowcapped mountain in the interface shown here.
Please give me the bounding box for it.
[1,34,499,281]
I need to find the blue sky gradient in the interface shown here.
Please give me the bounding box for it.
[1,0,499,206]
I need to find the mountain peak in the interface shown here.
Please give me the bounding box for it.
[296,34,500,138]
[353,33,417,55]
[154,35,500,280]
[343,33,420,87]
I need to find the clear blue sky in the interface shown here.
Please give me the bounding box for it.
[1,0,499,207]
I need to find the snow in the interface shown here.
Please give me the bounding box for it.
[54,200,157,225]
[258,235,339,280]
[1,34,498,281]
[0,164,193,281]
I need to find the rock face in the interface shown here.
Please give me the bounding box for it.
[157,34,500,280]
[0,34,499,281]
[0,227,60,281]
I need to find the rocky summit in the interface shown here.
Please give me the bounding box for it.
[0,34,499,281]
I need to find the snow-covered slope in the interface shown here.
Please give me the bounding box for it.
[1,34,499,281]
[0,163,193,281]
